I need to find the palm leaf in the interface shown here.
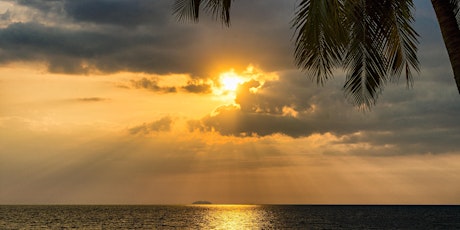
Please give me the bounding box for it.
[292,0,347,85]
[203,0,232,26]
[342,0,389,109]
[339,0,419,109]
[173,0,232,26]
[379,0,419,86]
[173,0,202,23]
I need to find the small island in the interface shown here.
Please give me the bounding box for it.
[192,200,212,204]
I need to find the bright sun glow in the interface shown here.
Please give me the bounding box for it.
[212,69,249,102]
[212,65,274,103]
[220,71,245,92]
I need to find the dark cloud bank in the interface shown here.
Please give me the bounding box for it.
[1,0,293,76]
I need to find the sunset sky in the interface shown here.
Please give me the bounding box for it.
[1,0,460,204]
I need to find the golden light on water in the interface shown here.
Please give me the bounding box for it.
[198,205,267,229]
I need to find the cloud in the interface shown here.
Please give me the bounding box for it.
[182,81,212,94]
[189,64,460,154]
[0,0,296,76]
[2,120,460,204]
[75,97,108,102]
[127,75,214,94]
[13,0,170,27]
[16,0,63,13]
[2,0,460,157]
[129,116,174,134]
[190,70,356,138]
[0,22,121,72]
[0,21,203,74]
[190,104,311,138]
[62,0,170,27]
[1,0,455,82]
[0,9,11,21]
[130,77,177,93]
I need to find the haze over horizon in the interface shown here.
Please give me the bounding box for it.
[1,0,460,205]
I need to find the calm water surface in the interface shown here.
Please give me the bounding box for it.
[1,205,460,229]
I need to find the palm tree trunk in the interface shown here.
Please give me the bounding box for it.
[431,0,460,93]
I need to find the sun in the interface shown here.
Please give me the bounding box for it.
[211,69,248,102]
[219,71,245,92]
[212,66,272,102]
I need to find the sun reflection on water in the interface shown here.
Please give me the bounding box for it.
[194,204,268,229]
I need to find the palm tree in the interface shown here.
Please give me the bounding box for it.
[173,0,460,109]
[431,0,460,94]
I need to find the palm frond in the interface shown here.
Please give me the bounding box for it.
[173,0,202,23]
[292,0,347,85]
[173,0,232,26]
[379,0,419,86]
[342,0,388,109]
[338,0,419,109]
[203,0,232,26]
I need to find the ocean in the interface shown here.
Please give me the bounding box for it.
[1,205,459,229]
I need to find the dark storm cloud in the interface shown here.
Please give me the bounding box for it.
[342,85,460,155]
[0,0,295,76]
[0,21,201,74]
[129,116,174,134]
[14,0,169,27]
[16,0,63,13]
[340,128,460,155]
[190,104,311,137]
[0,0,203,74]
[62,0,170,27]
[0,22,125,63]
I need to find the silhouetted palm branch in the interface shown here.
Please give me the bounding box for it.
[380,0,419,84]
[342,0,389,108]
[173,0,232,26]
[292,0,347,85]
[173,0,201,23]
[295,0,418,108]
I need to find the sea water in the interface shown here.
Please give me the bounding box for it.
[1,205,460,229]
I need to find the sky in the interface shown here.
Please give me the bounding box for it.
[1,0,460,205]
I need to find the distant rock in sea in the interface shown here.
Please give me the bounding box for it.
[192,200,212,204]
